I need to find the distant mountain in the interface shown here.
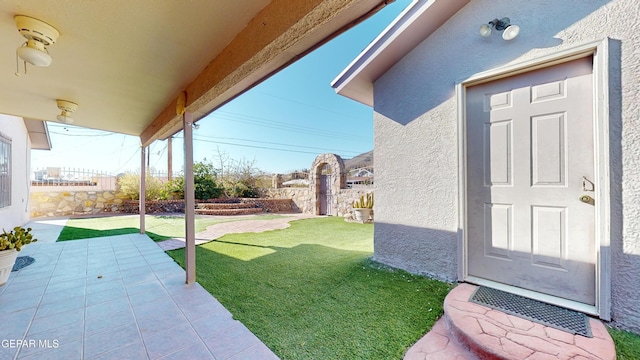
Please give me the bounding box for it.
[344,150,373,170]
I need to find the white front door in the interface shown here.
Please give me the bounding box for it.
[466,57,596,305]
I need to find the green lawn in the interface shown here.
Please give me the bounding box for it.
[167,217,452,359]
[56,214,284,242]
[609,327,640,360]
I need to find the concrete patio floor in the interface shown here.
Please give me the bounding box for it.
[0,219,278,360]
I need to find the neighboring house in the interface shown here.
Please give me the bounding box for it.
[332,0,640,332]
[0,114,51,231]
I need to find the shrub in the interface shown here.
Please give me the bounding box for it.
[166,177,185,199]
[194,161,223,200]
[226,181,260,198]
[117,172,168,200]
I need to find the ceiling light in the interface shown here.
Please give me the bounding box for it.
[56,100,78,124]
[14,15,59,67]
[17,40,52,66]
[479,17,519,40]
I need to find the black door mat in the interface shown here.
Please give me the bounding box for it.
[12,256,35,272]
[470,286,592,338]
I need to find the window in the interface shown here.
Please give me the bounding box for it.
[0,133,10,208]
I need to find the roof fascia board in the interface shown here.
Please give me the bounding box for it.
[331,0,469,106]
[23,118,52,150]
[140,0,390,146]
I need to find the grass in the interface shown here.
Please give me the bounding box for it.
[609,327,640,359]
[167,217,452,359]
[56,214,284,242]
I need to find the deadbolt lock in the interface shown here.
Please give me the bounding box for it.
[580,195,595,205]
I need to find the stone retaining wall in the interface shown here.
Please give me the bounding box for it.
[264,188,313,213]
[30,190,295,218]
[30,190,129,218]
[241,199,293,213]
[119,199,293,214]
[120,200,185,214]
[265,188,372,217]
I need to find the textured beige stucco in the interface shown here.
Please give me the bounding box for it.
[372,0,640,331]
[0,115,31,230]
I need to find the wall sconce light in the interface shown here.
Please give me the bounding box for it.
[479,17,520,40]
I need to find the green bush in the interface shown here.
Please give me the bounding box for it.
[117,172,168,200]
[166,177,185,199]
[194,161,223,200]
[226,181,260,198]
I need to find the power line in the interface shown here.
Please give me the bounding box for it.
[49,131,115,137]
[176,135,362,156]
[210,110,369,141]
[254,91,363,119]
[191,135,361,155]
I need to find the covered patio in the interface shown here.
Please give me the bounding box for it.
[0,0,393,282]
[0,219,275,359]
[1,2,395,358]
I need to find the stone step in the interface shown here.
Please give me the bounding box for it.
[194,207,263,216]
[405,283,616,360]
[196,202,258,210]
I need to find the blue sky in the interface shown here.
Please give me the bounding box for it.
[32,0,411,175]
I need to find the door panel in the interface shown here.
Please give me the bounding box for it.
[466,57,596,305]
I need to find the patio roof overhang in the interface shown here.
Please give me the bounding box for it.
[0,0,393,146]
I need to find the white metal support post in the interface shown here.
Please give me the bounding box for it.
[140,145,146,234]
[184,112,196,284]
[167,137,173,181]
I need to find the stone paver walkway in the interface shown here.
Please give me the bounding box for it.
[405,283,616,359]
[24,217,69,244]
[0,231,278,359]
[157,213,316,251]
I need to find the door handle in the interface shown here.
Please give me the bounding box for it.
[582,176,595,192]
[580,195,595,205]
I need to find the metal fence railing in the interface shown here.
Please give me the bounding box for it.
[31,167,183,190]
[32,167,115,188]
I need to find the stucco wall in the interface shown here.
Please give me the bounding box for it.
[373,0,639,330]
[0,115,31,230]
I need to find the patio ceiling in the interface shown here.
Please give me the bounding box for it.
[0,0,392,146]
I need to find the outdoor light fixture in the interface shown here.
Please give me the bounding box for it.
[479,17,520,40]
[14,15,59,74]
[56,100,78,124]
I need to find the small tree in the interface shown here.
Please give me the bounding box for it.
[210,147,263,198]
[193,160,223,200]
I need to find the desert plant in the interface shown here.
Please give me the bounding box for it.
[117,172,168,200]
[166,176,185,199]
[0,227,37,252]
[353,193,374,209]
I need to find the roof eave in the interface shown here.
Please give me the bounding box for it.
[23,119,52,151]
[331,0,470,106]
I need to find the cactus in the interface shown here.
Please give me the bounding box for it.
[0,227,37,252]
[352,193,374,209]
